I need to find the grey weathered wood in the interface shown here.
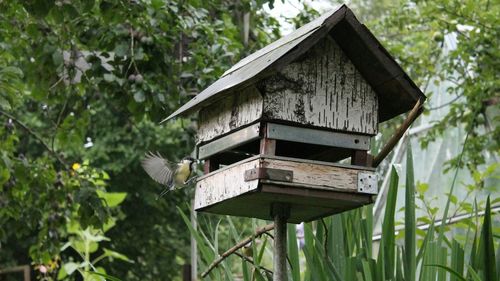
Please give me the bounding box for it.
[194,158,260,210]
[244,168,293,182]
[164,5,425,124]
[195,155,376,222]
[197,86,263,144]
[260,37,378,135]
[198,123,260,159]
[262,158,365,191]
[272,204,289,281]
[266,123,370,150]
[164,5,349,121]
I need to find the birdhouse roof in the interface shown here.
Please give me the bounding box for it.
[163,4,426,123]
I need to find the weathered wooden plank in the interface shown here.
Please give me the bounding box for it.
[266,122,370,150]
[195,155,376,222]
[260,36,378,135]
[244,168,293,182]
[194,158,260,210]
[198,123,260,159]
[261,158,360,191]
[197,86,263,144]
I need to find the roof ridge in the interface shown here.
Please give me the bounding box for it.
[221,5,344,77]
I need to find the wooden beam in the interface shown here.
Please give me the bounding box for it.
[373,98,424,167]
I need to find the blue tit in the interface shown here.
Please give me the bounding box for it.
[141,152,197,198]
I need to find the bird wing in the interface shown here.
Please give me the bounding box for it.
[141,152,175,186]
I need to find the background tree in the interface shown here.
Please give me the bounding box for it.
[0,0,280,280]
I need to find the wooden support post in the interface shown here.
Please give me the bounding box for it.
[271,203,290,281]
[260,124,276,155]
[203,157,219,174]
[351,150,372,166]
[372,98,423,167]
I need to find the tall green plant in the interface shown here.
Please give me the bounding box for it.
[181,147,497,281]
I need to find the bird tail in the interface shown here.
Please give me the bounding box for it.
[156,185,175,200]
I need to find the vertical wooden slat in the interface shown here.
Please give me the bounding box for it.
[260,123,276,155]
[203,158,219,174]
[351,150,371,166]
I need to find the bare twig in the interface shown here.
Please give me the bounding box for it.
[428,94,464,111]
[233,252,273,275]
[0,109,67,167]
[49,75,65,90]
[373,98,424,167]
[51,98,69,151]
[201,223,275,278]
[262,231,274,240]
[320,218,329,255]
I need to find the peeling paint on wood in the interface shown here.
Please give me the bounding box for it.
[261,158,358,191]
[197,86,263,144]
[259,36,378,135]
[194,158,260,209]
[195,155,377,215]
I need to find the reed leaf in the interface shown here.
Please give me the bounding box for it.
[404,143,416,281]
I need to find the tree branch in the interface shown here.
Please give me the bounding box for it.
[0,109,68,167]
[201,223,275,278]
[233,252,273,276]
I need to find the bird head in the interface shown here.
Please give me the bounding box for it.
[182,156,196,169]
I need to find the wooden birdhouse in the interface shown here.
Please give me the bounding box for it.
[164,5,426,223]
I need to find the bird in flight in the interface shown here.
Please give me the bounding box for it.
[141,152,197,198]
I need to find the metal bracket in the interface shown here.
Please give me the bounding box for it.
[357,172,377,194]
[244,168,293,182]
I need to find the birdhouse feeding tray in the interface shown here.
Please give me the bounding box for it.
[163,4,426,223]
[194,154,376,223]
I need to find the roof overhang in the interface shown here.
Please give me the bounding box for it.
[163,4,426,123]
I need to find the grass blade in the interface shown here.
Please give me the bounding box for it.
[287,224,300,281]
[450,239,464,281]
[404,143,416,281]
[381,167,399,279]
[477,196,497,281]
[424,264,466,281]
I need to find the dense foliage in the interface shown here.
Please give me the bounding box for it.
[356,0,499,172]
[0,0,280,280]
[0,0,498,280]
[187,148,498,281]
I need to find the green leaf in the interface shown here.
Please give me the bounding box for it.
[476,197,497,281]
[177,206,215,265]
[63,262,79,275]
[424,264,466,281]
[380,166,399,279]
[0,66,23,77]
[133,91,145,103]
[86,271,123,281]
[101,248,133,263]
[467,266,483,281]
[103,73,116,82]
[450,239,465,281]
[404,143,416,281]
[287,224,300,281]
[96,190,127,207]
[57,264,67,280]
[113,43,129,57]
